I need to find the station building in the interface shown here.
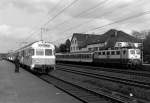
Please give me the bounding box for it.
[70,29,142,53]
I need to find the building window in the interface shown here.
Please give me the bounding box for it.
[75,40,76,44]
[111,51,115,55]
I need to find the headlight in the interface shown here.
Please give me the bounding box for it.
[31,64,35,69]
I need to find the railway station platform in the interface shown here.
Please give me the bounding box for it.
[0,60,82,103]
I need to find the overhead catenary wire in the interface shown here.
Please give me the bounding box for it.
[47,0,64,14]
[86,10,150,33]
[32,0,80,44]
[21,0,66,44]
[45,0,109,31]
[22,1,149,46]
[52,35,72,44]
[51,10,150,44]
[22,0,113,44]
[43,0,80,27]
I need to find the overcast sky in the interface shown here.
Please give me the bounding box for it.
[0,0,150,53]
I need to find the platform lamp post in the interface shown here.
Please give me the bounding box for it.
[141,38,144,64]
[140,35,145,65]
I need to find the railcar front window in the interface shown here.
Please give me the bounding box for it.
[136,49,140,54]
[130,50,135,54]
[36,49,44,56]
[45,49,52,56]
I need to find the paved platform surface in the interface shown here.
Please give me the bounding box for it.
[0,60,82,103]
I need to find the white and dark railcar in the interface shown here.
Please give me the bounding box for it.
[8,41,55,73]
[56,48,142,69]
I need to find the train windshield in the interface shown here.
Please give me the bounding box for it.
[136,49,141,54]
[130,50,135,54]
[36,49,44,56]
[45,49,52,56]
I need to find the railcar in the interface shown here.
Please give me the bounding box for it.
[56,48,142,69]
[8,41,55,73]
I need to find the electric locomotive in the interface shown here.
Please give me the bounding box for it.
[93,48,141,68]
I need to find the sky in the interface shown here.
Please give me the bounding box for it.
[0,0,150,53]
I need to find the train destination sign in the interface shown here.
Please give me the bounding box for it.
[38,44,50,47]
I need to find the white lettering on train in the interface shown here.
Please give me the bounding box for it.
[38,44,50,47]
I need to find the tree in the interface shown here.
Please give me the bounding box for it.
[55,45,60,53]
[57,39,71,53]
[59,44,67,53]
[143,33,150,55]
[132,30,147,39]
[65,39,71,52]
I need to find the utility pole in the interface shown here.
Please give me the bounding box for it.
[141,38,144,64]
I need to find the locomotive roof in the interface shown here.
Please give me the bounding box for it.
[56,51,94,55]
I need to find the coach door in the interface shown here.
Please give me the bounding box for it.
[121,49,127,64]
[106,51,111,63]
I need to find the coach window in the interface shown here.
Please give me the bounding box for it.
[29,49,34,56]
[116,51,120,55]
[107,51,110,55]
[45,49,52,56]
[98,52,101,55]
[36,49,44,56]
[102,51,105,55]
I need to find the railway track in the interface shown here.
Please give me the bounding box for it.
[56,64,150,88]
[54,64,150,102]
[57,63,150,77]
[40,74,135,103]
[56,63,150,83]
[56,66,150,89]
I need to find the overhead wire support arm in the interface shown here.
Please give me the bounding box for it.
[41,28,43,41]
[86,10,150,33]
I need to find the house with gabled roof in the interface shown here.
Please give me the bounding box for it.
[70,29,142,53]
